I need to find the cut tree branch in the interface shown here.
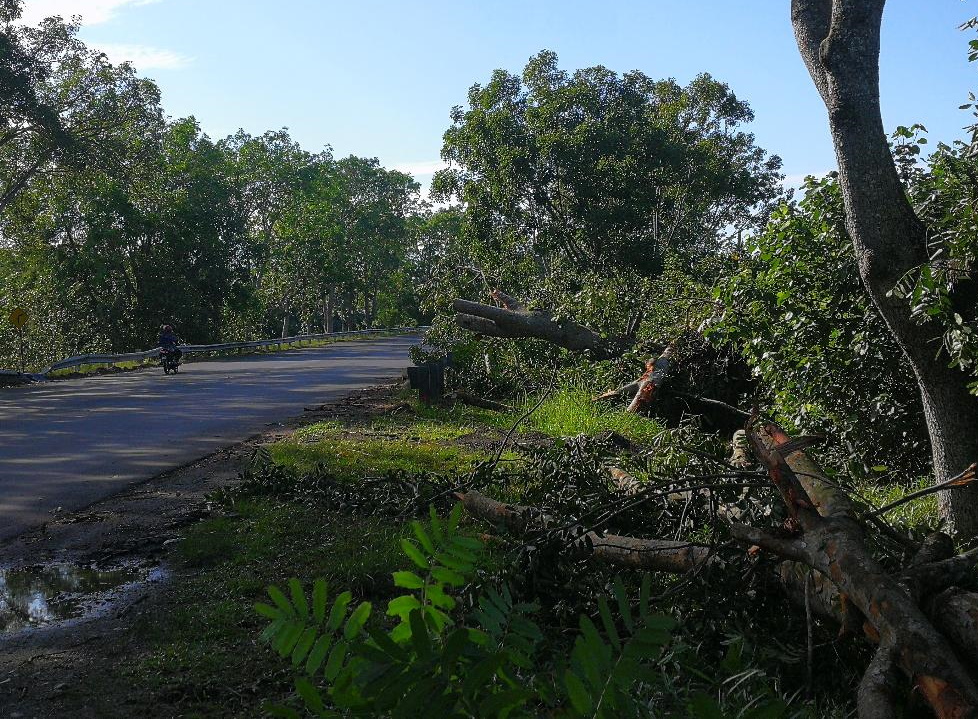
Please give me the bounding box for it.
[747,421,978,718]
[452,292,624,359]
[626,345,674,413]
[454,490,713,573]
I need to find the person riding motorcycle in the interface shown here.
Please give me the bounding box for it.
[158,324,183,363]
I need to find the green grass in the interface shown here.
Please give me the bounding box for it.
[408,399,515,429]
[118,399,508,716]
[852,475,941,531]
[109,383,667,715]
[269,420,485,477]
[523,387,665,443]
[124,501,409,717]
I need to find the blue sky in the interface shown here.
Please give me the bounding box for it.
[19,0,978,191]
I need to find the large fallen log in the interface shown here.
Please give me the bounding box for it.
[453,291,624,359]
[454,292,755,432]
[928,589,978,671]
[779,560,978,692]
[743,421,978,718]
[456,419,978,717]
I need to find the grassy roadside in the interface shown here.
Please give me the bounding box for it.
[91,384,940,717]
[109,391,511,717]
[111,388,661,716]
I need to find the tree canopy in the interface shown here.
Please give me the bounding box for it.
[433,50,785,276]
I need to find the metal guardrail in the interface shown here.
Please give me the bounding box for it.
[3,327,427,379]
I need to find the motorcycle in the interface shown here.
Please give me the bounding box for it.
[160,347,181,375]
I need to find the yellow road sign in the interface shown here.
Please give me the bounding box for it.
[8,307,28,329]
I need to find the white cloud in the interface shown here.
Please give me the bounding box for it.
[392,160,447,177]
[88,41,191,70]
[20,0,161,26]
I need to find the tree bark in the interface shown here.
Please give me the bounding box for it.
[791,0,978,539]
[454,490,713,573]
[280,302,290,339]
[326,286,335,333]
[928,589,978,672]
[452,291,623,359]
[746,421,978,717]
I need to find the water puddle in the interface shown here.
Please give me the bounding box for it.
[0,562,160,634]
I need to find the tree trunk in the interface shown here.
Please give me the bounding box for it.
[363,291,370,329]
[791,0,978,539]
[326,286,335,334]
[452,292,623,359]
[454,490,714,573]
[280,303,290,339]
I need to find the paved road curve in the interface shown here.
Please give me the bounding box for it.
[0,335,418,541]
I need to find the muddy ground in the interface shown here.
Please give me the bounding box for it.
[0,382,414,718]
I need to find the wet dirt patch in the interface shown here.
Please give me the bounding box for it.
[0,562,161,634]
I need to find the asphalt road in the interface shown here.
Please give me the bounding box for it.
[0,335,418,541]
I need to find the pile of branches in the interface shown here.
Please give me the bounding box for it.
[450,290,978,718]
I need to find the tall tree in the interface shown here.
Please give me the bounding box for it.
[791,0,978,539]
[335,156,419,327]
[433,51,784,276]
[225,129,317,336]
[1,8,158,213]
[0,0,69,167]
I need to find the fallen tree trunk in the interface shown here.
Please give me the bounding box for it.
[453,292,623,359]
[744,421,978,718]
[449,286,978,713]
[454,489,713,573]
[593,380,641,403]
[455,420,978,717]
[454,292,754,432]
[928,589,978,672]
[779,560,978,689]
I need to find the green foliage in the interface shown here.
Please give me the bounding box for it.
[561,577,676,718]
[257,505,796,718]
[709,174,929,480]
[889,125,978,393]
[419,52,785,402]
[257,504,532,717]
[0,13,432,371]
[433,50,783,275]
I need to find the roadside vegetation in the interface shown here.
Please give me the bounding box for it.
[109,393,502,717]
[4,0,978,716]
[0,1,438,373]
[87,383,940,717]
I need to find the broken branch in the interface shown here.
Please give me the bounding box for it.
[453,293,622,359]
[454,489,713,573]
